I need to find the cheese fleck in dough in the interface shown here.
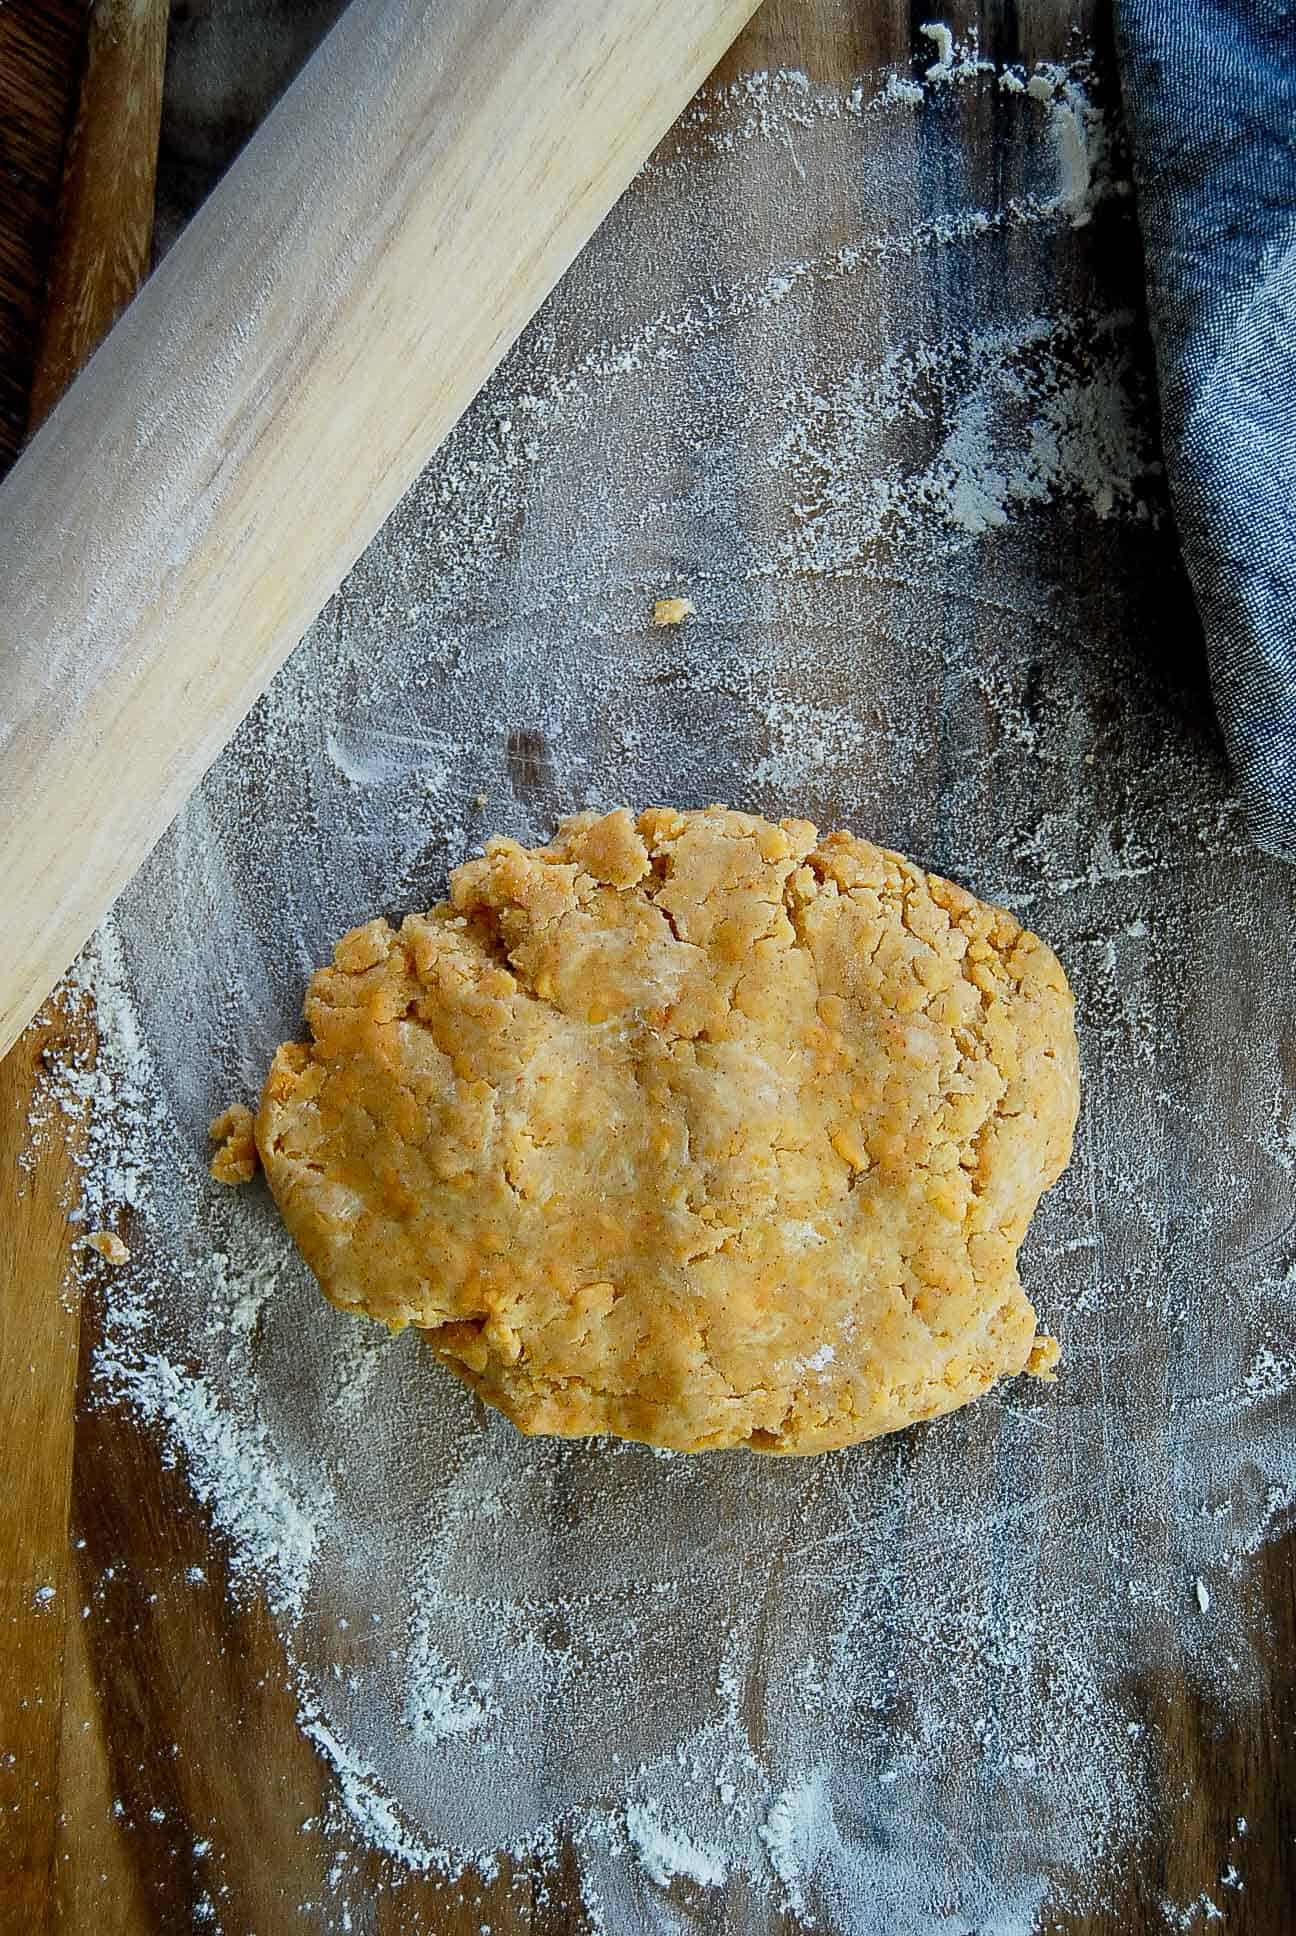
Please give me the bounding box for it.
[256,807,1079,1454]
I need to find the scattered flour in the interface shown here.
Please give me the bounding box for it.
[759,1772,830,1922]
[625,1803,727,1889]
[402,1583,494,1746]
[920,22,973,85]
[24,21,1295,1936]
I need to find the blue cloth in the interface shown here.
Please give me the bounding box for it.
[1116,0,1296,861]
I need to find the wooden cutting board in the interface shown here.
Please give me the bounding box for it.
[0,3,168,1929]
[1,3,1293,1932]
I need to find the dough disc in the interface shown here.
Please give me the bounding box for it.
[255,807,1079,1454]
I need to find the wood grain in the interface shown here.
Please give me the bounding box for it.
[0,1001,89,1933]
[0,0,87,466]
[27,0,170,432]
[0,0,763,1059]
[3,3,1294,1933]
[0,3,167,1929]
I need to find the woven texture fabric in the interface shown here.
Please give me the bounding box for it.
[1116,0,1296,860]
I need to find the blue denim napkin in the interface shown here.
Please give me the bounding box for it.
[1116,0,1296,861]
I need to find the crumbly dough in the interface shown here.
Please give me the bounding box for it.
[651,596,694,627]
[210,1103,259,1185]
[84,1229,130,1266]
[256,807,1079,1454]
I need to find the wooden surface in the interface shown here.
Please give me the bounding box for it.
[0,3,167,1931]
[26,0,170,430]
[0,0,761,1058]
[0,0,88,466]
[2,2,1294,1933]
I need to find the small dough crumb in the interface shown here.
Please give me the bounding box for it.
[84,1230,129,1266]
[651,596,693,627]
[1025,1334,1061,1380]
[209,1104,259,1185]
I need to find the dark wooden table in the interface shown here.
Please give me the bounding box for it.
[2,3,1293,1931]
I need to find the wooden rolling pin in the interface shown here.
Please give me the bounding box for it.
[0,0,761,1057]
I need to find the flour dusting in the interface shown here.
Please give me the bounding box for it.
[28,23,1296,1935]
[626,1804,728,1890]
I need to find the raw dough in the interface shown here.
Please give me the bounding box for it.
[84,1230,130,1266]
[210,1103,258,1184]
[651,596,694,627]
[254,807,1079,1454]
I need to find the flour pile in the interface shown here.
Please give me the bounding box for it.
[33,25,1296,1935]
